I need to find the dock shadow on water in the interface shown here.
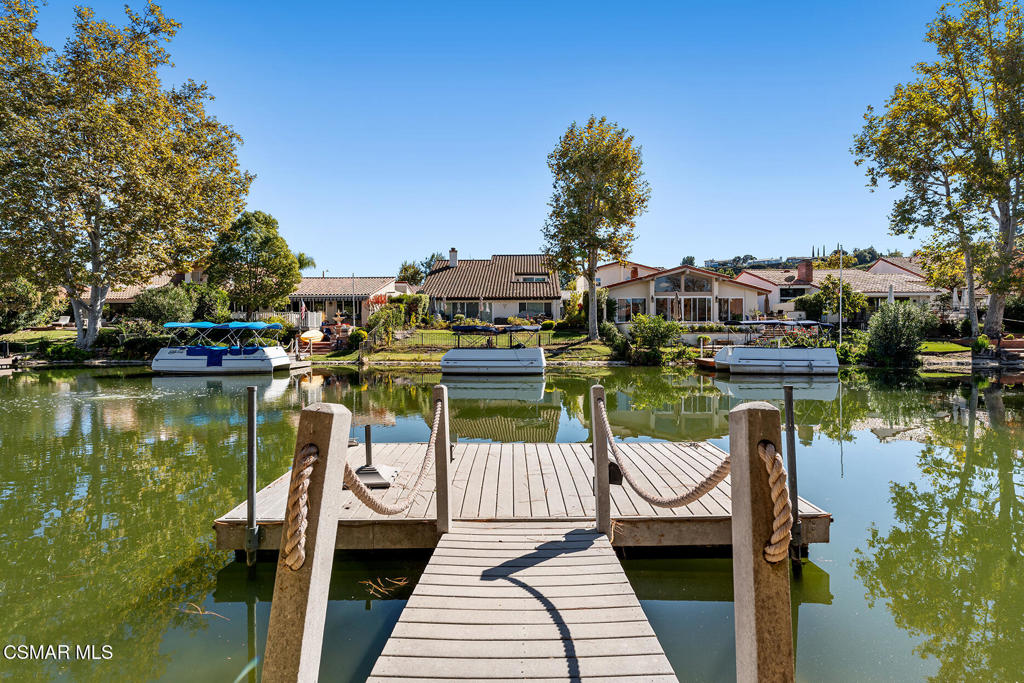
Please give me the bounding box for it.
[480,528,599,680]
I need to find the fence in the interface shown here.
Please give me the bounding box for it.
[361,328,590,353]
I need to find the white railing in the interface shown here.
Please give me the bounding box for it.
[230,311,324,328]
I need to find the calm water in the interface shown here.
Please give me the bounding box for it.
[1,366,1022,681]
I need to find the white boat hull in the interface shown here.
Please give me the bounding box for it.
[440,348,546,375]
[151,345,290,374]
[713,346,838,375]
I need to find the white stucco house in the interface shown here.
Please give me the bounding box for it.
[420,249,562,322]
[604,264,769,329]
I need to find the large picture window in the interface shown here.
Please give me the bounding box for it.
[653,296,711,322]
[684,275,712,292]
[518,301,552,317]
[718,297,744,321]
[615,298,646,322]
[779,287,806,302]
[449,301,493,321]
[654,273,682,292]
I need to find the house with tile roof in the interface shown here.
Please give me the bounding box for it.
[284,276,414,325]
[735,260,940,321]
[604,264,770,328]
[867,255,986,311]
[419,249,562,322]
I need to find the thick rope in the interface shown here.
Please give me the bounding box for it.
[283,443,319,571]
[596,398,793,563]
[757,441,793,564]
[343,399,442,516]
[596,398,731,508]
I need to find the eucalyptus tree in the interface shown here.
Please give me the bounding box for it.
[541,116,650,340]
[853,0,1024,337]
[0,1,251,347]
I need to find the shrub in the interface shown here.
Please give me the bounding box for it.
[553,319,582,332]
[261,315,298,345]
[791,292,824,321]
[866,302,926,367]
[959,316,974,337]
[598,320,620,343]
[609,334,632,360]
[696,334,712,346]
[0,277,65,333]
[129,285,195,324]
[37,339,92,361]
[971,334,990,354]
[348,328,367,349]
[540,320,555,330]
[506,316,530,326]
[935,319,959,338]
[1006,333,1016,340]
[390,293,429,324]
[919,308,941,337]
[835,341,865,365]
[629,314,680,350]
[182,283,231,322]
[367,303,405,336]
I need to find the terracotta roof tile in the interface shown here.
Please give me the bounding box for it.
[100,275,174,303]
[742,268,939,294]
[420,254,560,300]
[291,277,394,298]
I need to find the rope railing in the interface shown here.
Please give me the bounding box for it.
[281,398,443,571]
[595,397,792,563]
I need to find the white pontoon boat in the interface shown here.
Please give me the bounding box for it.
[440,325,546,375]
[150,322,290,374]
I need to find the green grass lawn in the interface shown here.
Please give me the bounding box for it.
[0,328,76,351]
[550,341,613,361]
[920,341,971,354]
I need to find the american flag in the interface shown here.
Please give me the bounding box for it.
[299,300,306,319]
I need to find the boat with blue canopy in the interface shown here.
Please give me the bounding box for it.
[150,321,290,374]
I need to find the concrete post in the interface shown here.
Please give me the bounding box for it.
[433,385,452,535]
[263,402,352,683]
[590,385,611,536]
[729,401,794,683]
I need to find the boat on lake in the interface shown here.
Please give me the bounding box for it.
[150,321,290,374]
[440,324,546,375]
[712,345,839,375]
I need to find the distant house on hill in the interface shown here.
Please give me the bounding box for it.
[420,249,561,322]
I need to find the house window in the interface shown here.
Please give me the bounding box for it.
[684,275,712,292]
[718,297,744,321]
[595,277,602,286]
[518,301,552,318]
[515,273,549,283]
[779,287,805,302]
[681,297,712,322]
[654,274,682,292]
[449,301,493,321]
[615,298,647,322]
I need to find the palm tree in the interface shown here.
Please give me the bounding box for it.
[294,252,316,272]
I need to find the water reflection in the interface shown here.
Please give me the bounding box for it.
[1,366,1023,680]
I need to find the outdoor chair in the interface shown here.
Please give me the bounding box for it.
[52,315,71,328]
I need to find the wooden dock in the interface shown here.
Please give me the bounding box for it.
[367,521,677,681]
[215,442,831,552]
[252,390,827,682]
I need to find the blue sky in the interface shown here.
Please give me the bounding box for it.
[34,1,943,276]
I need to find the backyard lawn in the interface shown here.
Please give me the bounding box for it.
[0,328,76,351]
[919,341,971,354]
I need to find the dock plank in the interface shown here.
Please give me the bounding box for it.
[214,441,832,551]
[367,522,677,682]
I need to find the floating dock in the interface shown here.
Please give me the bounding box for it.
[215,441,830,551]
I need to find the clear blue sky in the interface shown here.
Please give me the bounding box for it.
[35,1,943,276]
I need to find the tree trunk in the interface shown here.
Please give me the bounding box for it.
[587,250,599,341]
[984,203,1015,337]
[964,242,979,338]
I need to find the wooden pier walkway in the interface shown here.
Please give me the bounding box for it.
[215,442,830,552]
[367,521,676,682]
[253,387,825,682]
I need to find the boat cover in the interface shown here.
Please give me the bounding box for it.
[163,321,283,330]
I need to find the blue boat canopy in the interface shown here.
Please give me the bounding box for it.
[163,321,283,331]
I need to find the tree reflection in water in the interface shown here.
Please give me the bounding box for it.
[854,378,1024,681]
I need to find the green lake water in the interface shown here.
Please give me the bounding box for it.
[1,366,1022,681]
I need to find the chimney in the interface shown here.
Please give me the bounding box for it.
[797,259,813,283]
[449,248,458,268]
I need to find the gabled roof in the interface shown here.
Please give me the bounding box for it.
[870,256,925,276]
[101,274,174,303]
[606,264,770,293]
[290,276,395,299]
[595,259,663,271]
[739,268,939,295]
[420,254,560,300]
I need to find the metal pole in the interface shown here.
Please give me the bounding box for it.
[838,242,843,346]
[245,386,260,568]
[783,385,802,578]
[364,424,372,467]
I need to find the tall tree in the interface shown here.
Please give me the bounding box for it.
[294,252,316,272]
[541,116,650,340]
[0,1,251,347]
[853,0,1024,337]
[397,260,424,286]
[417,251,445,277]
[680,255,696,266]
[206,211,301,319]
